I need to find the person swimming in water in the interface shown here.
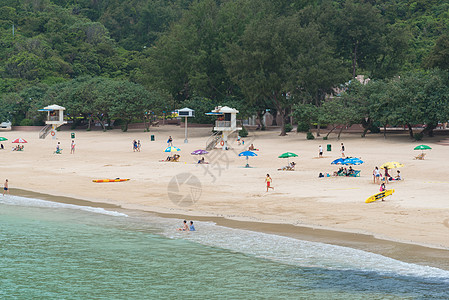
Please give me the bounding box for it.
[189,221,196,231]
[176,220,189,231]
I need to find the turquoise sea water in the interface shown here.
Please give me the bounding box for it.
[1,196,448,299]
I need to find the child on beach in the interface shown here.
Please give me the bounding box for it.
[177,220,189,231]
[265,174,274,192]
[319,145,323,157]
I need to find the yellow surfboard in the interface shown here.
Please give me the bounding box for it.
[365,189,395,203]
[92,179,130,183]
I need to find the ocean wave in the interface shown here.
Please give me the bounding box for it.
[0,195,128,217]
[160,219,449,282]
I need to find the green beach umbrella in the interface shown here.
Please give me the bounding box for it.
[278,152,298,164]
[278,152,298,158]
[414,145,432,151]
[0,137,7,141]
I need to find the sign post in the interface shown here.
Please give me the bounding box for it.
[177,108,195,144]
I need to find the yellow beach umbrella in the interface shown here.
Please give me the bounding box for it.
[381,161,404,169]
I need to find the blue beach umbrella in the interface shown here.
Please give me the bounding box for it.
[342,157,364,165]
[165,146,181,152]
[238,150,257,168]
[331,158,346,165]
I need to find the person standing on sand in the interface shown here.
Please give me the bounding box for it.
[71,140,76,154]
[3,179,9,196]
[373,167,381,184]
[319,145,323,158]
[265,174,274,192]
[341,143,345,157]
[167,136,173,147]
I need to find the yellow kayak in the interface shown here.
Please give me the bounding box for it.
[92,179,130,183]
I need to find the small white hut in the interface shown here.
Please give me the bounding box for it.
[38,104,67,139]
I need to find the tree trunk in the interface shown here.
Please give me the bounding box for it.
[407,123,414,138]
[325,125,337,138]
[352,41,358,78]
[316,124,321,137]
[420,123,437,137]
[87,116,93,131]
[278,109,286,136]
[383,124,387,139]
[337,125,345,140]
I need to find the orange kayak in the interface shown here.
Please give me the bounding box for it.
[92,179,130,183]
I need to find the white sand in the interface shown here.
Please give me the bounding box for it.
[1,126,448,249]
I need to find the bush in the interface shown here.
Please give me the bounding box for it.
[323,136,328,140]
[368,124,381,133]
[19,119,33,126]
[306,132,315,140]
[296,122,309,132]
[284,123,293,133]
[239,126,248,137]
[414,132,423,141]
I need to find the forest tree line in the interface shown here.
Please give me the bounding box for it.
[1,0,449,137]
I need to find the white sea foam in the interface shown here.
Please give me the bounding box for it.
[160,219,449,282]
[0,195,128,217]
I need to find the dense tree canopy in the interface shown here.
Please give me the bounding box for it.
[0,0,448,138]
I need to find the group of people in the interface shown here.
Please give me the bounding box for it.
[12,145,24,151]
[373,166,402,184]
[278,161,296,171]
[132,140,141,152]
[177,220,196,231]
[166,154,180,162]
[333,166,356,176]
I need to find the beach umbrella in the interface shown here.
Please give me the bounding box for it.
[278,152,298,164]
[164,146,181,152]
[0,137,7,141]
[331,158,346,165]
[12,138,27,143]
[238,150,257,168]
[381,161,404,169]
[414,144,432,154]
[341,157,364,165]
[191,149,208,155]
[414,144,432,151]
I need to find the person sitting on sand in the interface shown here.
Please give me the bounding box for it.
[166,156,172,162]
[197,157,207,164]
[395,170,402,181]
[0,144,3,150]
[189,221,196,231]
[347,166,354,176]
[177,220,190,231]
[333,167,343,176]
[248,144,258,151]
[173,154,180,161]
[379,183,386,192]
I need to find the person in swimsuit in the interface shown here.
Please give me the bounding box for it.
[189,221,196,231]
[341,143,345,157]
[177,220,190,231]
[3,179,9,196]
[265,174,274,192]
[319,145,323,157]
[373,167,381,184]
[71,140,76,154]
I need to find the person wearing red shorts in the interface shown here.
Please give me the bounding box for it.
[265,174,274,192]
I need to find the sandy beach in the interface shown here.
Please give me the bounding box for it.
[2,126,449,256]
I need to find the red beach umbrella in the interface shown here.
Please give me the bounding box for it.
[12,138,27,143]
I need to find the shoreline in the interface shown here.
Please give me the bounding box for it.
[11,187,449,271]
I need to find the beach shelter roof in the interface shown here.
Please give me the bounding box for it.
[43,104,65,111]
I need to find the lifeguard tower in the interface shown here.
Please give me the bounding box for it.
[205,106,242,150]
[38,104,67,139]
